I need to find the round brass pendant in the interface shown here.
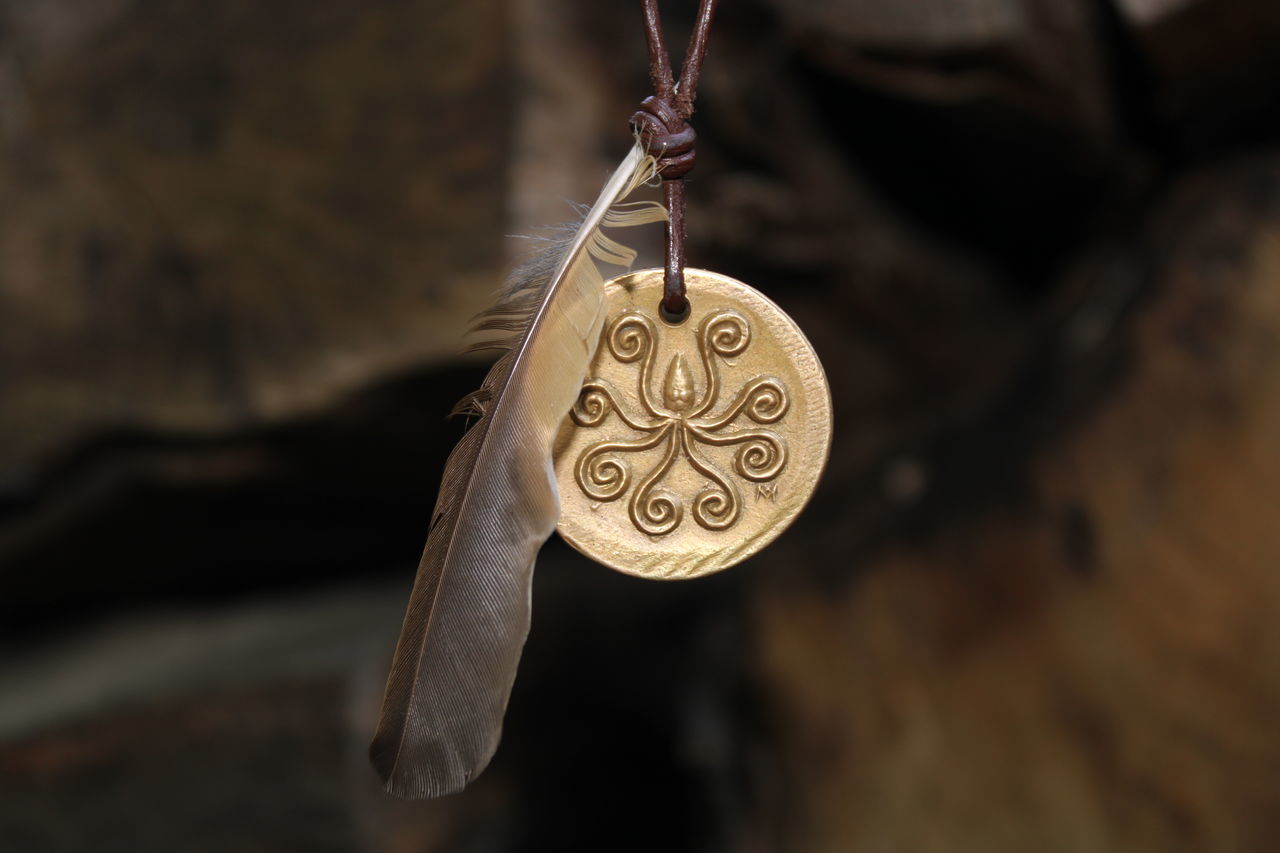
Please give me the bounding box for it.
[553,268,832,579]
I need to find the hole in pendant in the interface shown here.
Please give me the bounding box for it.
[659,299,690,325]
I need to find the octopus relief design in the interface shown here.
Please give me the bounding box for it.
[570,309,789,535]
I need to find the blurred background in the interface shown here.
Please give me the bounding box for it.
[3,0,1280,850]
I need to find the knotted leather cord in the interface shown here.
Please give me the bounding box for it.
[632,0,720,319]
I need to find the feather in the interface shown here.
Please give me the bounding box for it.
[370,142,664,798]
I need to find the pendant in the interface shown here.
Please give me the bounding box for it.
[553,268,832,579]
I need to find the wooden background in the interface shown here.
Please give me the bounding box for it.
[2,0,1280,850]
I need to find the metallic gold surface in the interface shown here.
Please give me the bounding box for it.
[553,268,832,579]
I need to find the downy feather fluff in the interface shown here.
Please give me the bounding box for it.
[370,142,663,798]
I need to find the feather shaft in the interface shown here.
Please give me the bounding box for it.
[370,143,663,798]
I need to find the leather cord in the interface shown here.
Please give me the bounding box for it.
[632,0,720,319]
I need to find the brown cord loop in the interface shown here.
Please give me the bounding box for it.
[637,0,719,318]
[631,95,696,180]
